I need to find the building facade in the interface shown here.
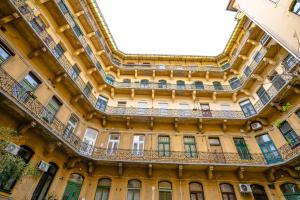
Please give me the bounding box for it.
[0,0,300,199]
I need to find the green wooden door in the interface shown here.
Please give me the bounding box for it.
[159,191,172,200]
[62,181,82,200]
[280,183,300,200]
[256,134,282,164]
[234,138,251,160]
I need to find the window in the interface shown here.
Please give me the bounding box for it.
[123,79,131,84]
[117,101,127,107]
[251,184,268,200]
[83,82,93,97]
[239,99,256,117]
[256,134,282,164]
[291,0,300,15]
[96,95,108,111]
[283,54,299,71]
[260,33,270,46]
[189,182,204,200]
[209,137,225,162]
[280,183,300,200]
[158,102,168,115]
[220,184,236,200]
[0,146,33,192]
[106,75,115,85]
[85,45,92,55]
[200,103,212,117]
[213,81,223,90]
[73,23,83,37]
[177,80,185,89]
[158,80,167,88]
[296,108,300,118]
[95,179,111,200]
[221,62,230,70]
[254,51,263,63]
[0,40,13,65]
[30,17,45,33]
[69,64,80,81]
[53,43,65,59]
[43,96,62,123]
[279,121,300,147]
[32,163,58,200]
[158,136,170,157]
[62,174,84,200]
[271,72,286,90]
[132,135,144,156]
[159,181,172,200]
[107,134,120,154]
[127,180,141,200]
[194,81,204,90]
[63,114,79,139]
[229,77,241,90]
[184,136,197,158]
[14,72,41,102]
[81,128,98,155]
[137,101,148,114]
[257,86,270,105]
[233,138,251,160]
[244,66,251,77]
[179,103,189,116]
[58,0,69,14]
[140,79,149,88]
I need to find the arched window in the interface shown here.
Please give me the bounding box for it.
[140,79,149,88]
[251,184,268,200]
[62,173,84,200]
[220,183,236,200]
[280,183,300,200]
[190,182,204,200]
[0,145,34,192]
[106,74,115,84]
[32,162,58,200]
[158,80,167,88]
[213,81,223,90]
[177,80,185,89]
[95,178,111,200]
[194,81,204,90]
[127,179,141,200]
[159,181,172,200]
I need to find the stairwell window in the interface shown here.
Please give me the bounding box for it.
[213,81,223,90]
[229,77,241,90]
[278,121,300,147]
[291,0,300,15]
[239,99,256,117]
[0,40,13,65]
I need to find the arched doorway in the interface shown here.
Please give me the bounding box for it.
[62,173,84,200]
[280,183,300,200]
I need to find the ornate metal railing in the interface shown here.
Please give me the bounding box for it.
[1,66,300,166]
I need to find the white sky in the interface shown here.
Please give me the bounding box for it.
[96,0,237,56]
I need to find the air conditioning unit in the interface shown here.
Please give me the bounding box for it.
[5,142,20,155]
[38,160,50,172]
[250,122,263,131]
[239,184,252,193]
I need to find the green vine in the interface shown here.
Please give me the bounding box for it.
[0,127,41,191]
[282,102,292,112]
[274,120,282,128]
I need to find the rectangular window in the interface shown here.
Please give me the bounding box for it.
[257,86,270,105]
[253,51,263,63]
[96,95,108,111]
[291,0,300,16]
[239,99,256,117]
[244,66,251,77]
[158,102,168,115]
[229,78,241,90]
[271,73,286,91]
[0,41,13,65]
[234,138,251,160]
[20,72,41,92]
[30,17,45,33]
[117,101,127,107]
[213,81,223,90]
[43,96,62,123]
[158,136,170,157]
[282,54,299,71]
[179,103,189,116]
[279,121,300,147]
[73,23,83,37]
[53,43,65,59]
[58,0,69,14]
[63,114,78,139]
[81,128,98,155]
[132,135,144,156]
[209,137,225,162]
[184,136,197,158]
[221,104,231,117]
[260,33,271,46]
[256,134,282,164]
[137,102,148,115]
[83,82,93,97]
[107,134,120,154]
[69,64,80,81]
[201,103,212,117]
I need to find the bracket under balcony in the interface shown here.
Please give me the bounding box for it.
[17,121,36,134]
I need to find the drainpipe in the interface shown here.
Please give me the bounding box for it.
[152,186,155,200]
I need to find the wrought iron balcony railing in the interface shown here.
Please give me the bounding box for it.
[1,66,300,166]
